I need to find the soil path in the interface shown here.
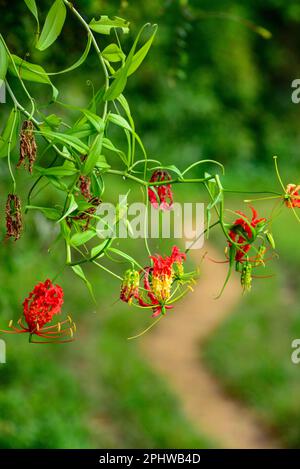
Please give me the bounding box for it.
[141,244,280,449]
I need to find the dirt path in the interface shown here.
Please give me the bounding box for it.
[141,244,280,449]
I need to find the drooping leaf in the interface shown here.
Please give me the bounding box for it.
[24,0,39,24]
[71,265,95,302]
[36,0,66,51]
[0,108,20,158]
[8,55,58,100]
[89,16,129,35]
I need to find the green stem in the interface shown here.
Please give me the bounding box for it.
[63,0,109,119]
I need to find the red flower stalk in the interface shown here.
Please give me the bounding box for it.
[0,280,75,343]
[228,207,266,262]
[17,120,37,174]
[148,170,173,210]
[138,246,186,317]
[120,269,140,304]
[5,193,22,241]
[285,184,300,208]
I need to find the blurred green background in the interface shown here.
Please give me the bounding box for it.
[1,0,300,448]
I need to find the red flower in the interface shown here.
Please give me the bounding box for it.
[0,280,75,343]
[229,207,266,262]
[285,184,300,208]
[138,246,186,317]
[148,170,173,210]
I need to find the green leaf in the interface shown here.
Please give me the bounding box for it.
[42,113,62,129]
[108,113,132,132]
[108,247,143,269]
[0,37,8,82]
[89,16,129,35]
[81,110,105,133]
[46,35,92,75]
[71,230,96,247]
[128,24,157,76]
[24,0,39,24]
[102,44,125,62]
[57,195,78,223]
[104,24,155,101]
[71,265,95,302]
[8,55,58,100]
[34,164,78,177]
[91,240,110,258]
[83,132,105,175]
[25,205,60,220]
[0,108,20,158]
[102,137,127,165]
[39,129,88,153]
[36,0,66,51]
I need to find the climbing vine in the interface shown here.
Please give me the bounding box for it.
[0,1,298,343]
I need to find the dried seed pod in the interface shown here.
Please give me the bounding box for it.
[18,120,37,174]
[79,175,92,200]
[5,193,22,241]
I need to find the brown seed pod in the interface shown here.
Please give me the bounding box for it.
[5,194,22,241]
[18,120,37,174]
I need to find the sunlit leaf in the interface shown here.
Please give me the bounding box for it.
[102,44,125,62]
[0,108,20,158]
[36,0,66,51]
[89,16,129,35]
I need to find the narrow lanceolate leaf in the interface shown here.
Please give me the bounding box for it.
[34,164,78,177]
[83,132,105,175]
[102,44,125,63]
[104,24,154,101]
[89,16,129,35]
[128,24,158,76]
[81,110,105,133]
[24,0,39,30]
[39,130,88,154]
[24,0,38,20]
[71,265,96,302]
[0,37,8,82]
[36,0,66,51]
[25,205,61,221]
[71,230,96,247]
[8,55,58,100]
[0,108,20,158]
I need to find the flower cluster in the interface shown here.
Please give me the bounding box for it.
[0,280,75,343]
[285,184,300,208]
[120,246,189,317]
[148,170,173,210]
[228,207,266,262]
